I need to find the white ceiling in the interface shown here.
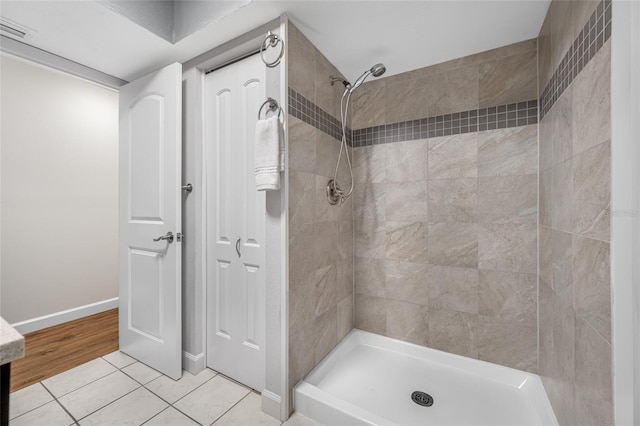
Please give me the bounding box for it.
[0,0,550,84]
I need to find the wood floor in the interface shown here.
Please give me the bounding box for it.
[10,309,119,392]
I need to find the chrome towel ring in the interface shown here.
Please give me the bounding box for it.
[260,31,285,68]
[258,97,282,120]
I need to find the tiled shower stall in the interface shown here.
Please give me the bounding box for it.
[286,0,612,424]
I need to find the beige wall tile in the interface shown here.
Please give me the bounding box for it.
[552,229,574,306]
[428,134,478,179]
[289,171,315,228]
[354,183,386,222]
[354,294,386,335]
[336,259,353,302]
[314,133,341,178]
[572,41,611,156]
[337,295,353,341]
[427,222,478,268]
[537,18,552,96]
[314,264,337,317]
[351,81,387,129]
[385,221,429,263]
[572,0,601,41]
[477,315,537,372]
[384,75,430,123]
[549,0,575,88]
[573,140,611,241]
[551,159,574,233]
[540,87,573,172]
[354,257,386,298]
[289,223,316,273]
[288,42,315,101]
[384,260,429,305]
[478,223,537,274]
[539,170,553,227]
[428,309,478,358]
[478,50,537,107]
[426,66,479,116]
[353,145,387,185]
[385,139,429,182]
[573,235,611,343]
[354,220,386,259]
[478,270,536,322]
[288,116,317,174]
[289,323,316,388]
[289,266,316,333]
[428,266,479,314]
[386,300,429,346]
[573,42,611,154]
[314,307,338,364]
[478,125,537,177]
[385,181,429,222]
[314,53,341,119]
[574,316,613,426]
[539,225,553,287]
[428,178,477,223]
[478,175,537,224]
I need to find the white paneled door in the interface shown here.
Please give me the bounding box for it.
[205,54,266,391]
[119,63,182,380]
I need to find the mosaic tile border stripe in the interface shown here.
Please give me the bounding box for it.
[540,0,611,119]
[287,87,352,144]
[351,100,537,147]
[289,86,537,148]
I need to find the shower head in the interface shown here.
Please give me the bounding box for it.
[348,63,386,93]
[370,63,386,77]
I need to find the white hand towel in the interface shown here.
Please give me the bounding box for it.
[254,115,284,191]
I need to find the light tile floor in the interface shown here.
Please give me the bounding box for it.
[9,351,321,426]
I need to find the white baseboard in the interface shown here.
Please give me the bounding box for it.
[182,351,205,374]
[12,298,119,334]
[262,389,284,421]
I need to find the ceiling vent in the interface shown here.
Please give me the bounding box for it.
[0,18,33,39]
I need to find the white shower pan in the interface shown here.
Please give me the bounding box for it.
[294,330,558,426]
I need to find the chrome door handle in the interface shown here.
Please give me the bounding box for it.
[153,232,174,243]
[182,183,193,193]
[236,237,241,257]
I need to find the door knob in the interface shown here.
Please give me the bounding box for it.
[153,232,174,243]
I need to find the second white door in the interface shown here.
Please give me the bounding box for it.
[205,54,267,391]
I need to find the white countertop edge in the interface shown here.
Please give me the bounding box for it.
[0,316,25,365]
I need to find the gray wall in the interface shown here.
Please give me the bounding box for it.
[538,0,613,424]
[286,22,354,409]
[350,40,539,371]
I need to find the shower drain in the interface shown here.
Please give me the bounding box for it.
[411,391,434,407]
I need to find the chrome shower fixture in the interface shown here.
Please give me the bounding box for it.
[348,63,386,93]
[329,75,350,88]
[327,63,386,205]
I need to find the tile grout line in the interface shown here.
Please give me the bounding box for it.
[40,381,80,425]
[208,389,253,425]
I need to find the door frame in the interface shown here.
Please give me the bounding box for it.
[611,1,640,424]
[182,16,289,420]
